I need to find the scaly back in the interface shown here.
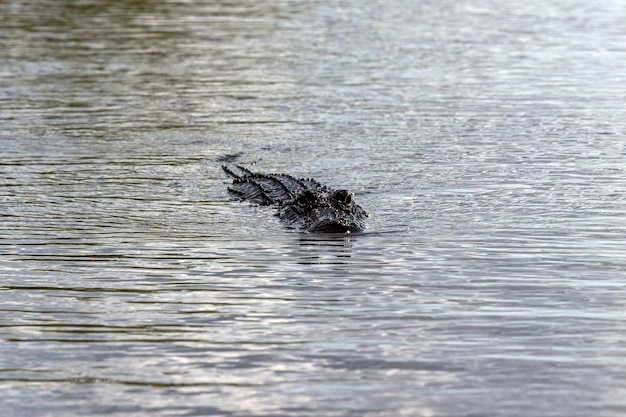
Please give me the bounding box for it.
[222,165,327,206]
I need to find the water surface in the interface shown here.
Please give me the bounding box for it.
[2,0,626,416]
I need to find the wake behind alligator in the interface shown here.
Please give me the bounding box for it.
[223,165,368,233]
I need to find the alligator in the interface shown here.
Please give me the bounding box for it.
[222,165,368,233]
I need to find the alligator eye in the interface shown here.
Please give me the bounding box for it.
[295,191,311,207]
[336,190,353,206]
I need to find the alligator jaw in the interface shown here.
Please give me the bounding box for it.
[305,211,365,234]
[309,221,359,234]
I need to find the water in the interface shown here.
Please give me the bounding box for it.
[2,0,626,416]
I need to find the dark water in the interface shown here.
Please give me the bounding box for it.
[2,1,626,416]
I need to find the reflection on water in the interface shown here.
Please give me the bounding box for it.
[2,0,626,416]
[295,235,355,264]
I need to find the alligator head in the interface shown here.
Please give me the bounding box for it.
[278,189,368,233]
